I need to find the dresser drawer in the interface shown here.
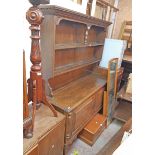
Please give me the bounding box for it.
[38,120,65,155]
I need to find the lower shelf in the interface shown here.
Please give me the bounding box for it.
[54,58,101,76]
[113,101,132,122]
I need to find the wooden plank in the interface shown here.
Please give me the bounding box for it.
[97,118,132,155]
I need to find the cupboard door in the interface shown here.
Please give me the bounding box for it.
[26,145,38,155]
[38,120,65,155]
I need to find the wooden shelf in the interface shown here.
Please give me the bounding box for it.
[54,58,101,76]
[55,42,104,50]
[113,101,132,122]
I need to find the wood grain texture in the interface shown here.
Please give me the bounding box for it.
[39,5,111,153]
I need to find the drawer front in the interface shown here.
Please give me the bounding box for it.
[38,120,65,155]
[95,88,104,113]
[74,95,95,132]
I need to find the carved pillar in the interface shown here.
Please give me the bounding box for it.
[26,0,57,117]
[26,6,43,108]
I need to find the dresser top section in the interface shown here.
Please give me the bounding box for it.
[39,5,111,28]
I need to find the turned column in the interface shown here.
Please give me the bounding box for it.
[26,5,43,108]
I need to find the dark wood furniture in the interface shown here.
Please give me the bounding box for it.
[47,74,107,153]
[23,104,65,155]
[39,5,111,153]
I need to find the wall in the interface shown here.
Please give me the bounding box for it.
[112,0,132,39]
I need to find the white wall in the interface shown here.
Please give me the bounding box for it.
[0,1,31,154]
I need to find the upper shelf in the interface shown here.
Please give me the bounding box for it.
[55,42,104,50]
